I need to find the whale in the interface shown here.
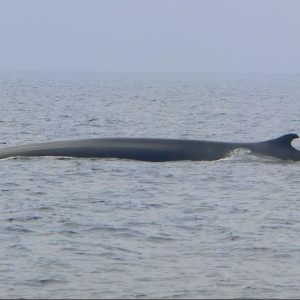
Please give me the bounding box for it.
[0,133,299,162]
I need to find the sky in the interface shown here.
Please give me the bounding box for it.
[0,0,299,73]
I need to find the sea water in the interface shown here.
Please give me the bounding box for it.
[0,72,300,298]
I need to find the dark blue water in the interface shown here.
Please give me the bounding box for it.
[1,72,300,298]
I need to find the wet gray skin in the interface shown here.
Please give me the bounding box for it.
[0,133,299,162]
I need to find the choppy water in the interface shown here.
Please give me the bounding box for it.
[1,72,300,299]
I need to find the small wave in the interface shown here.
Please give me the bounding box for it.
[146,235,176,242]
[5,225,33,233]
[143,203,163,209]
[36,205,53,211]
[25,278,68,287]
[87,118,99,122]
[58,230,78,235]
[6,215,41,222]
[85,225,143,238]
[241,246,273,252]
[9,244,30,251]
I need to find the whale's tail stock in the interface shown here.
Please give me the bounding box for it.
[248,133,300,161]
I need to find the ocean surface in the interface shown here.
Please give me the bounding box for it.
[0,72,300,299]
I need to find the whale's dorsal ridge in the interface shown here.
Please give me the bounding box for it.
[0,133,300,161]
[266,133,299,147]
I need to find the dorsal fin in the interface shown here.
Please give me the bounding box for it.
[266,133,299,147]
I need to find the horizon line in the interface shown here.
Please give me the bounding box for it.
[0,69,300,75]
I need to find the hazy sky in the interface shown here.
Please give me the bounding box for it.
[0,0,300,72]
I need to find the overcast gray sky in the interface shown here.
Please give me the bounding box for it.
[0,0,299,72]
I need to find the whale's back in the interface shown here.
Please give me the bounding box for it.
[0,134,299,161]
[0,138,237,161]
